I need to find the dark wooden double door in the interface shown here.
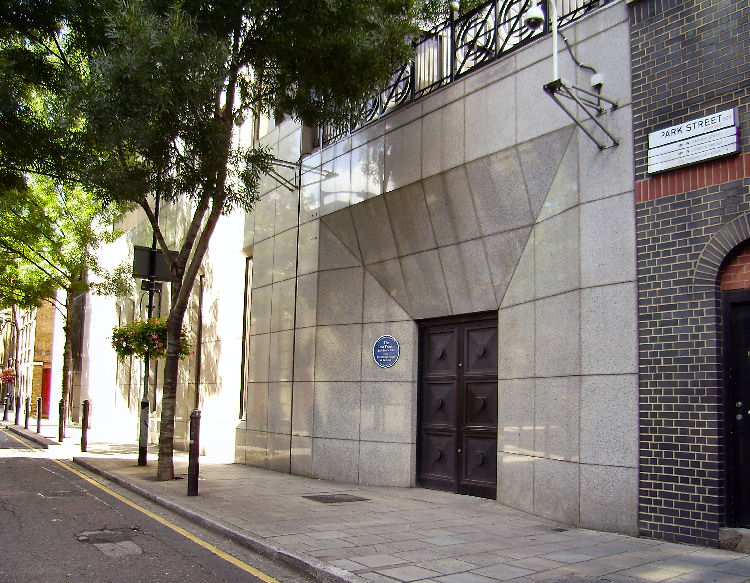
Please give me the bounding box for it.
[724,290,750,527]
[417,313,498,499]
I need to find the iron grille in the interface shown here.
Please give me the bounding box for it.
[322,0,611,146]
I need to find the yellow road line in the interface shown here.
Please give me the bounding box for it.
[51,459,281,583]
[1,428,33,448]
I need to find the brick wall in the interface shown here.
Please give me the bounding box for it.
[631,0,750,545]
[720,242,750,291]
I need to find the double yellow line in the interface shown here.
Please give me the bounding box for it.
[49,457,281,583]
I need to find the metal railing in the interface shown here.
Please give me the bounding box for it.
[322,0,611,146]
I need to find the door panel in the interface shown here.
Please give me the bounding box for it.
[418,313,498,499]
[724,290,750,527]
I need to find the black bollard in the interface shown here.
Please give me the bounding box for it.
[58,399,65,442]
[187,409,201,496]
[14,393,20,425]
[3,397,7,421]
[36,397,42,433]
[24,397,30,429]
[81,400,90,452]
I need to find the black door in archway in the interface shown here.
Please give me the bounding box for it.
[417,313,498,499]
[724,289,750,527]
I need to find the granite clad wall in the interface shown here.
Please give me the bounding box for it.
[240,1,638,533]
[631,0,750,545]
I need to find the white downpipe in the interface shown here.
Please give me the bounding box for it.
[549,0,559,81]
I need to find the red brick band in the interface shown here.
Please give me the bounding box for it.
[636,152,750,202]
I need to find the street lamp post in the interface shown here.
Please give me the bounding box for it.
[138,194,160,467]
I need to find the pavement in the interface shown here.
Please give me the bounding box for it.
[3,419,750,583]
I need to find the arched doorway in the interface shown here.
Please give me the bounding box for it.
[721,240,750,527]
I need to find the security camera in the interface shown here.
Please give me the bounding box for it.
[522,2,545,31]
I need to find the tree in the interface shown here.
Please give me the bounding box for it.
[3,0,428,479]
[0,177,130,422]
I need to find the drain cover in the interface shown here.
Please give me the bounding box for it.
[76,529,136,544]
[303,494,369,503]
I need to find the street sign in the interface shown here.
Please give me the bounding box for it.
[133,246,177,282]
[648,108,739,174]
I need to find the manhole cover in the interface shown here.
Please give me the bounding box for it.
[550,527,568,532]
[303,494,369,504]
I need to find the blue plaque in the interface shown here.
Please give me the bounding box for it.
[373,335,400,368]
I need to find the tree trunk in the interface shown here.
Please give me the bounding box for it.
[156,308,186,480]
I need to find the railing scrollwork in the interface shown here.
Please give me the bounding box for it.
[323,0,611,146]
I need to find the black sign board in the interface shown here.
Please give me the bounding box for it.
[133,246,177,282]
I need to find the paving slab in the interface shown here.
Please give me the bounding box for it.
[57,444,750,583]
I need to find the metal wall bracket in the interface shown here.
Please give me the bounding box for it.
[543,78,619,150]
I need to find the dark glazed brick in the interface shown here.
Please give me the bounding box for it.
[631,0,750,547]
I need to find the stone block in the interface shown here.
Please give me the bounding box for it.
[499,302,534,380]
[318,221,362,271]
[465,78,516,162]
[422,99,465,179]
[268,330,294,382]
[386,182,437,256]
[360,382,415,442]
[268,381,292,434]
[363,272,410,323]
[293,326,316,382]
[534,376,580,462]
[317,268,364,326]
[401,250,452,319]
[385,119,422,192]
[291,435,313,476]
[249,285,272,336]
[297,220,319,276]
[272,228,298,283]
[270,279,296,332]
[313,381,361,440]
[580,374,638,467]
[359,441,414,486]
[267,432,292,473]
[245,383,268,431]
[466,148,533,237]
[498,379,534,455]
[534,207,580,298]
[291,381,314,437]
[580,192,637,288]
[252,237,274,289]
[246,333,269,383]
[312,437,360,483]
[484,227,532,307]
[350,196,399,265]
[295,273,318,330]
[500,231,535,308]
[580,283,638,375]
[439,240,497,313]
[533,457,580,526]
[314,324,363,382]
[497,452,534,514]
[423,166,481,247]
[534,291,580,377]
[366,259,412,316]
[580,464,638,535]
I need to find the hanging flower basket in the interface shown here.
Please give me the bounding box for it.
[1,367,15,384]
[111,318,192,361]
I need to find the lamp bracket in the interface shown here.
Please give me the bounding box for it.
[543,78,619,150]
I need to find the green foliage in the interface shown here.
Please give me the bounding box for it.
[0,176,130,310]
[111,318,192,361]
